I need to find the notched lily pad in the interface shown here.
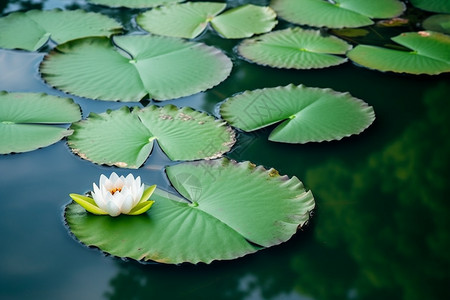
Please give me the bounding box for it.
[68,105,235,168]
[0,92,81,154]
[347,31,450,75]
[87,0,184,8]
[220,84,375,143]
[237,27,352,69]
[64,158,315,264]
[40,35,232,101]
[137,2,277,39]
[270,0,405,28]
[0,9,122,51]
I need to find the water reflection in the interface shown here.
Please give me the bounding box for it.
[304,82,450,299]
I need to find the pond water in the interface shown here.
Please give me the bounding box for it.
[1,0,449,299]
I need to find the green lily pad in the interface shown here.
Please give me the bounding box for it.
[237,27,352,69]
[0,9,122,51]
[87,0,184,8]
[410,0,450,13]
[0,92,81,154]
[270,0,405,28]
[220,84,375,143]
[347,31,450,75]
[68,105,235,168]
[137,2,277,39]
[423,14,450,35]
[64,158,315,264]
[40,35,232,101]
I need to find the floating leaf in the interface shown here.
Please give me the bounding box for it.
[220,84,375,143]
[0,9,122,51]
[68,105,235,168]
[65,158,315,264]
[270,0,405,28]
[347,31,450,75]
[237,27,351,69]
[137,2,277,39]
[40,35,232,101]
[87,0,184,8]
[0,92,81,154]
[410,0,450,13]
[423,14,450,35]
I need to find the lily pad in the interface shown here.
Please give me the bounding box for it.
[64,158,315,264]
[68,105,235,168]
[137,2,277,39]
[0,92,81,154]
[87,0,184,8]
[237,27,352,69]
[347,31,450,75]
[270,0,405,28]
[40,35,232,101]
[410,0,450,13]
[0,9,122,51]
[423,14,450,35]
[219,84,375,143]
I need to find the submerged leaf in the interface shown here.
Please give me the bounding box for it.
[347,31,450,75]
[422,15,450,35]
[40,35,232,101]
[137,2,277,39]
[237,27,351,69]
[68,105,235,168]
[270,0,405,28]
[65,158,315,264]
[0,92,81,154]
[220,84,375,143]
[0,9,122,51]
[87,0,184,8]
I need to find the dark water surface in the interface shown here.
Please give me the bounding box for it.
[1,1,449,299]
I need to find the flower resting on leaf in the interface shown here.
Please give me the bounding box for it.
[69,172,156,217]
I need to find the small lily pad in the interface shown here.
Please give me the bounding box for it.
[237,27,352,69]
[137,2,277,39]
[423,14,450,35]
[270,0,405,28]
[65,158,315,264]
[220,84,375,143]
[347,31,450,75]
[0,9,122,51]
[87,0,184,8]
[68,105,235,168]
[0,92,81,154]
[40,35,232,101]
[410,0,450,13]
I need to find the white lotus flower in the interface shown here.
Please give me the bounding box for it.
[70,172,156,217]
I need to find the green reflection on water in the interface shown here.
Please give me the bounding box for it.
[1,1,450,300]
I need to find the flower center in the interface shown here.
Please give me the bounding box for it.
[109,187,122,195]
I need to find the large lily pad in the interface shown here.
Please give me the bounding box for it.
[87,0,184,8]
[270,0,405,28]
[64,158,315,264]
[220,84,375,143]
[40,35,232,101]
[347,31,450,75]
[0,92,81,154]
[68,105,235,168]
[0,9,122,51]
[137,2,277,39]
[237,27,352,69]
[410,0,450,13]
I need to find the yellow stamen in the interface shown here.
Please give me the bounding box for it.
[110,187,122,195]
